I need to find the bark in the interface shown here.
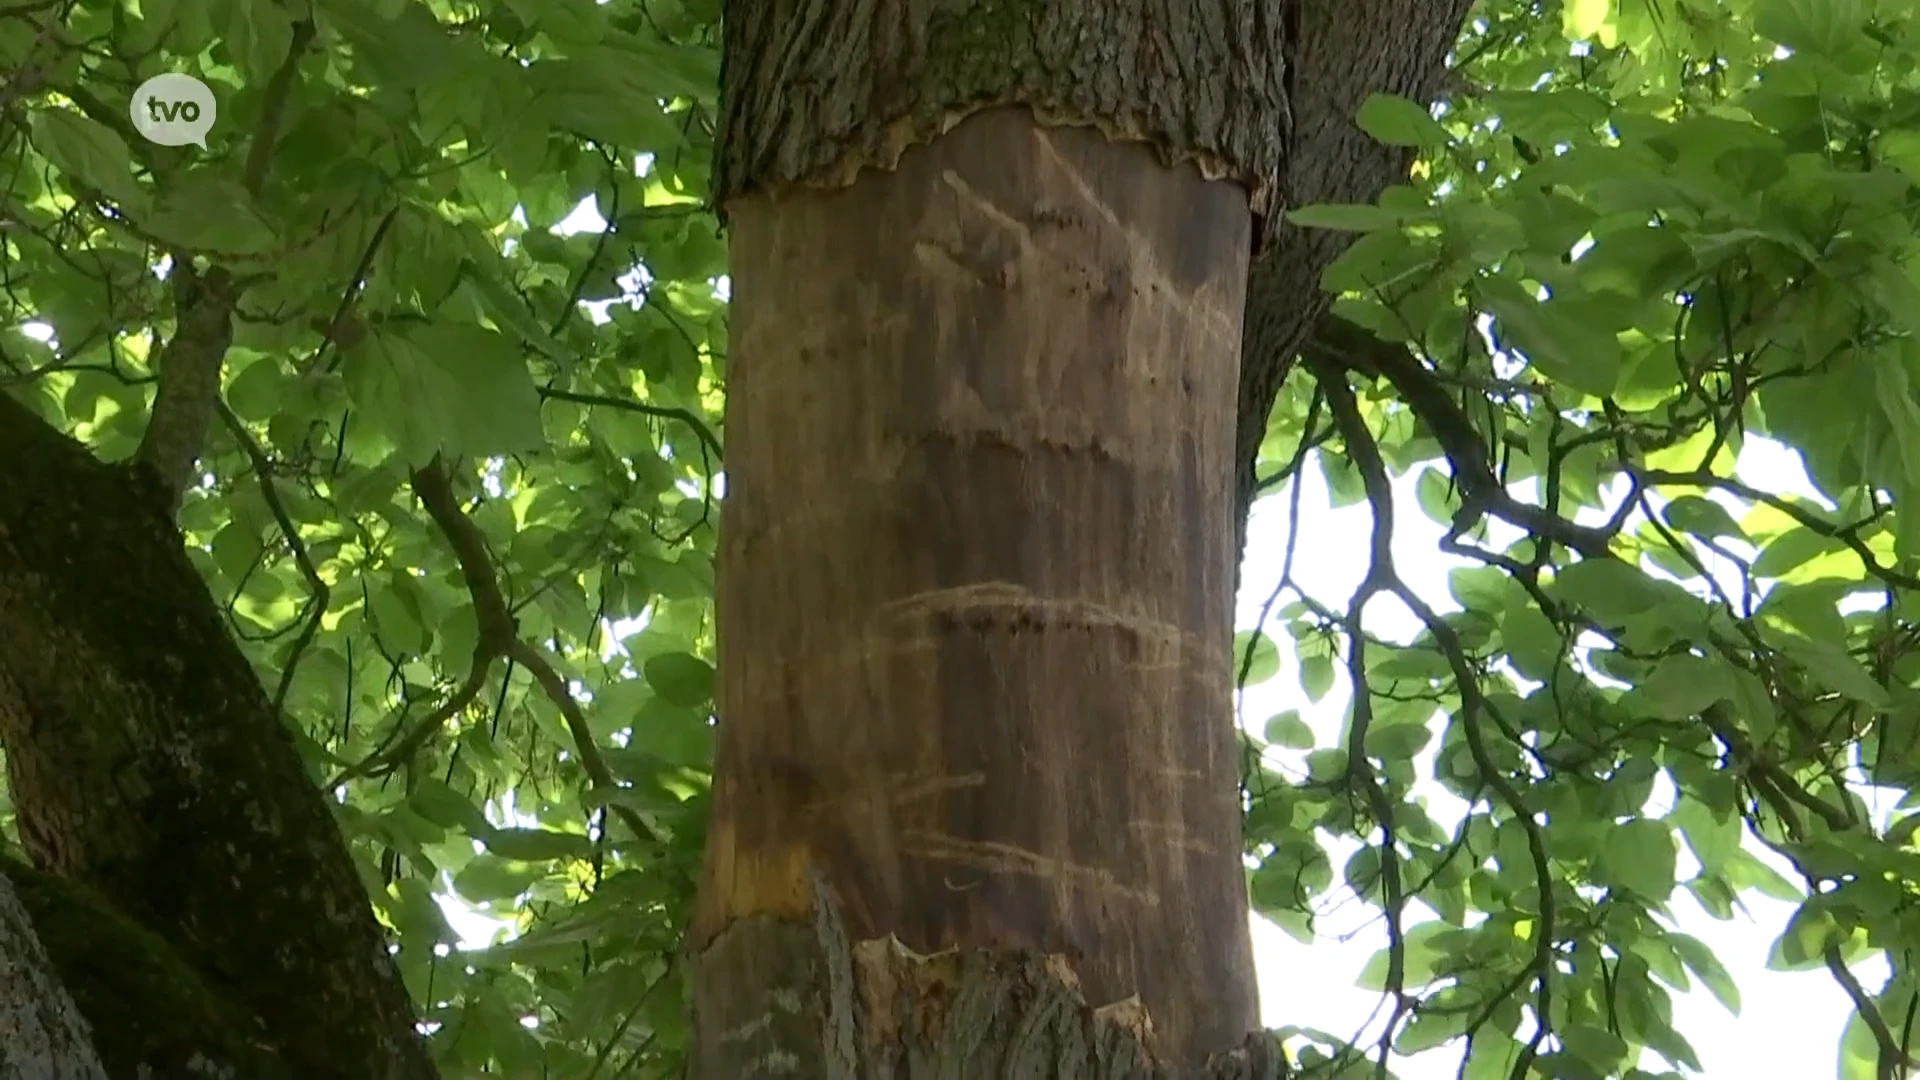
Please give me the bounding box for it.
[691,871,1291,1078]
[0,391,436,1080]
[1,856,291,1079]
[695,0,1290,1068]
[0,866,107,1080]
[1230,0,1476,547]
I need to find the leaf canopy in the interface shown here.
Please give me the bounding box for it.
[9,0,1920,1077]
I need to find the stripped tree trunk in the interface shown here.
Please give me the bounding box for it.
[689,0,1291,1072]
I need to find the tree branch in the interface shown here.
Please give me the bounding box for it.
[216,400,327,718]
[242,20,316,196]
[1311,314,1617,559]
[331,457,515,785]
[131,264,238,509]
[538,386,722,461]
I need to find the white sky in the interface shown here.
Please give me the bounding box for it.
[1238,437,1866,1078]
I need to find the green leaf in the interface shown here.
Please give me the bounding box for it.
[644,651,714,708]
[147,175,280,254]
[1288,203,1407,232]
[481,827,594,862]
[1669,933,1741,1015]
[453,855,541,903]
[1299,654,1336,704]
[1634,653,1729,719]
[341,329,461,465]
[1233,629,1282,687]
[410,778,490,836]
[1482,287,1623,398]
[29,109,146,211]
[400,322,545,457]
[1364,721,1432,761]
[1765,901,1842,972]
[1551,558,1664,622]
[1662,495,1747,542]
[1264,710,1314,749]
[1593,818,1676,899]
[1355,92,1450,148]
[1669,796,1739,877]
[1773,634,1889,708]
[1560,1024,1629,1072]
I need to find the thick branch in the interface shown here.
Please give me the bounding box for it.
[1314,314,1617,559]
[131,264,238,509]
[2,856,290,1078]
[342,459,669,851]
[334,457,515,783]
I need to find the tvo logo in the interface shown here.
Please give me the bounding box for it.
[129,72,217,148]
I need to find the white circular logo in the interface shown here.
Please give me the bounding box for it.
[129,73,216,148]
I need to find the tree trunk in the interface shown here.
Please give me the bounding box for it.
[0,392,436,1080]
[1231,0,1477,552]
[690,0,1290,1072]
[0,869,107,1080]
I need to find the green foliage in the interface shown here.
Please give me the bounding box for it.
[1,0,720,1073]
[1247,1,1920,1078]
[11,0,1920,1075]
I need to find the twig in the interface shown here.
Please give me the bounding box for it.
[241,19,317,194]
[1633,466,1920,592]
[330,457,515,785]
[1824,944,1916,1080]
[508,639,665,846]
[309,206,400,376]
[1310,353,1559,1079]
[216,399,327,716]
[538,386,722,461]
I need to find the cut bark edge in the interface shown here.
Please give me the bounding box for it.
[714,0,1293,235]
[689,871,1290,1079]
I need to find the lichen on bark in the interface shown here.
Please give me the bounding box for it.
[714,0,1292,220]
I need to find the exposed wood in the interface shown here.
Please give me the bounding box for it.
[695,103,1267,1068]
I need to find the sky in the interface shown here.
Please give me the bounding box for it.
[1236,437,1871,1078]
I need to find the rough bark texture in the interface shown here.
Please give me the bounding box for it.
[695,101,1264,1071]
[1231,0,1476,549]
[0,392,436,1080]
[691,872,1290,1078]
[715,0,1290,221]
[0,868,108,1080]
[1,856,291,1079]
